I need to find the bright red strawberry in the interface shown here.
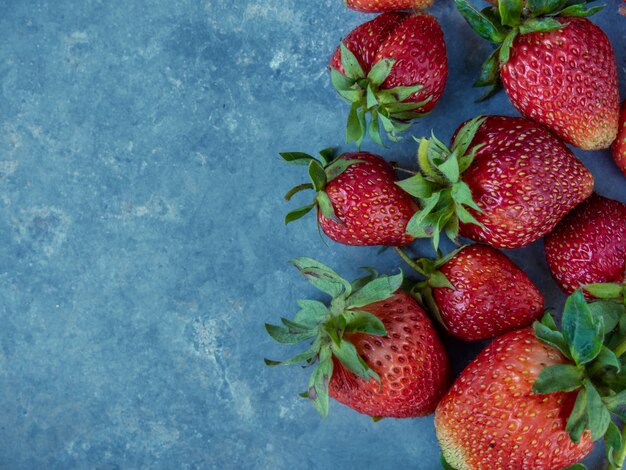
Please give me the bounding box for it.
[397,244,544,341]
[456,1,619,150]
[544,194,626,295]
[613,100,626,176]
[281,150,417,246]
[329,13,447,146]
[435,328,593,470]
[265,258,450,418]
[396,116,593,250]
[345,0,433,13]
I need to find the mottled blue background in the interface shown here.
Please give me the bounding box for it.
[0,0,623,468]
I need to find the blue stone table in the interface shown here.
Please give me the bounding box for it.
[0,0,623,468]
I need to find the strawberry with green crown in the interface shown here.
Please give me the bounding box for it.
[329,12,447,146]
[280,149,418,246]
[437,288,626,470]
[265,258,450,418]
[396,115,593,249]
[455,0,619,150]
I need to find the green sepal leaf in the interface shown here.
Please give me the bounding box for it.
[351,267,379,292]
[474,49,500,88]
[264,344,319,367]
[330,68,356,92]
[605,420,622,468]
[584,283,623,300]
[562,290,604,366]
[590,346,621,373]
[344,311,387,336]
[563,465,587,470]
[381,84,423,102]
[526,0,566,16]
[440,453,457,470]
[366,85,378,110]
[428,271,454,289]
[499,29,519,65]
[285,204,316,224]
[588,301,623,334]
[290,257,351,298]
[325,158,363,182]
[346,102,365,145]
[265,322,317,344]
[308,348,334,417]
[444,215,460,242]
[284,183,314,201]
[280,152,316,165]
[437,152,460,183]
[498,0,523,27]
[368,112,383,147]
[454,0,507,43]
[332,340,380,383]
[294,299,329,328]
[346,272,403,308]
[603,389,626,411]
[396,173,434,199]
[541,311,559,331]
[339,43,365,80]
[475,81,502,102]
[406,193,441,237]
[367,58,394,86]
[533,364,583,394]
[455,204,484,228]
[566,388,588,444]
[559,3,604,17]
[308,160,327,192]
[584,379,611,441]
[534,320,572,359]
[318,148,336,166]
[451,181,482,212]
[519,18,564,34]
[316,191,338,221]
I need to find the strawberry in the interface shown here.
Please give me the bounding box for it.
[265,258,450,418]
[345,0,433,13]
[436,289,626,469]
[613,100,626,176]
[455,0,619,150]
[281,149,418,246]
[396,115,593,249]
[329,12,447,146]
[395,244,544,341]
[544,194,626,295]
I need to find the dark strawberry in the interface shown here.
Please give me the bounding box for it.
[437,290,626,469]
[265,258,450,418]
[544,194,626,295]
[329,12,447,146]
[345,0,433,12]
[281,149,417,246]
[396,244,544,341]
[396,115,593,249]
[613,100,626,176]
[456,0,619,150]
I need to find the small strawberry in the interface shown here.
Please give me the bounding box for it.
[545,194,626,295]
[281,149,418,246]
[436,289,626,469]
[395,244,544,341]
[396,115,593,249]
[329,12,447,146]
[345,0,433,13]
[265,258,450,418]
[455,0,619,150]
[613,100,626,176]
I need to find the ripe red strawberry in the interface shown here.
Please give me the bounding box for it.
[435,328,593,469]
[345,0,433,13]
[456,1,619,150]
[436,289,626,469]
[329,12,447,146]
[396,115,593,249]
[281,150,418,246]
[397,244,544,341]
[613,100,626,176]
[265,258,450,418]
[544,194,626,295]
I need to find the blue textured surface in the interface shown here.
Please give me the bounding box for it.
[0,1,624,468]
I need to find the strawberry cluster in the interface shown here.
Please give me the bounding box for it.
[266,1,626,469]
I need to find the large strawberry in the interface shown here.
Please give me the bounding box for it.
[545,194,626,295]
[396,115,593,249]
[329,12,447,146]
[395,244,544,341]
[436,289,626,469]
[265,258,450,418]
[613,100,626,176]
[345,0,433,12]
[281,149,418,246]
[455,0,619,150]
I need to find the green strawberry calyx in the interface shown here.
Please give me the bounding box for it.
[532,286,626,468]
[395,115,487,250]
[393,246,465,331]
[264,257,403,417]
[455,0,605,100]
[331,43,431,148]
[280,148,364,227]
